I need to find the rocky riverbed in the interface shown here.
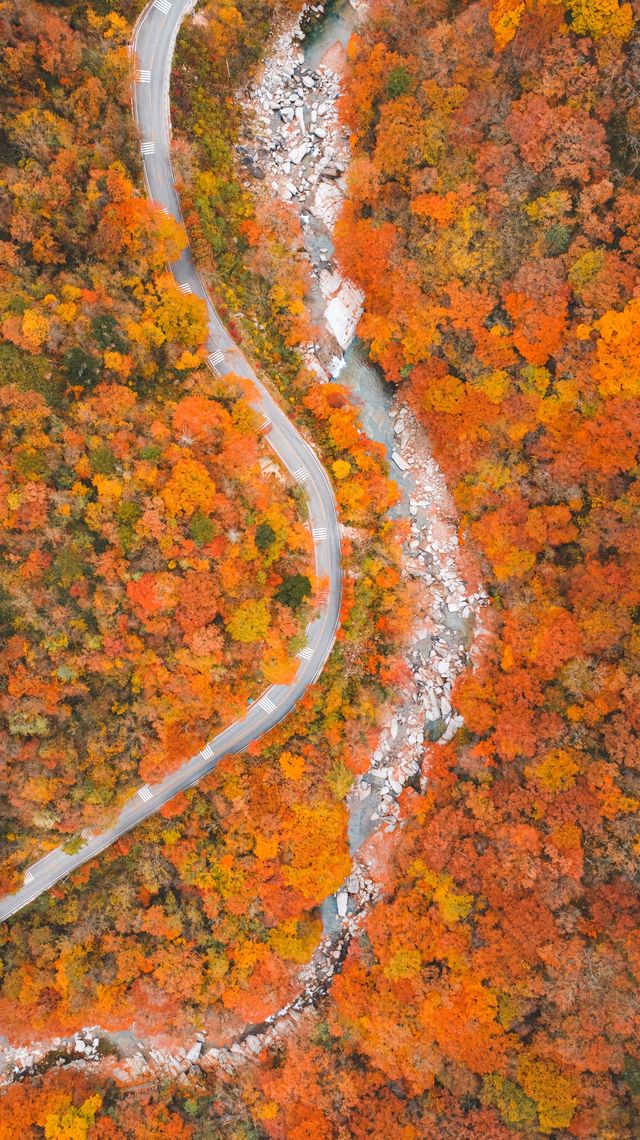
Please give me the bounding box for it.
[238,1,366,362]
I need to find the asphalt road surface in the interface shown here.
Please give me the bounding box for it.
[0,0,342,923]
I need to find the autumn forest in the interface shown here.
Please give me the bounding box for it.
[0,0,638,1136]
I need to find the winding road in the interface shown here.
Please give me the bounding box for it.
[0,0,342,923]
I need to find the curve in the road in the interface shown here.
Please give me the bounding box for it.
[0,0,342,923]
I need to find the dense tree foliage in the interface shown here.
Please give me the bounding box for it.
[0,0,196,397]
[0,1065,254,1139]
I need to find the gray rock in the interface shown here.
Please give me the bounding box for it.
[417,636,433,663]
[289,140,311,165]
[424,716,446,742]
